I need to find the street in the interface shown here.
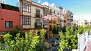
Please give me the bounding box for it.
[46,45,59,51]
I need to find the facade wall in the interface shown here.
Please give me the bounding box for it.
[0,8,20,32]
[31,5,43,28]
[31,5,43,18]
[20,0,31,29]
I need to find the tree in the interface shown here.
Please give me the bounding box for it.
[0,29,46,51]
[5,25,25,40]
[58,24,90,51]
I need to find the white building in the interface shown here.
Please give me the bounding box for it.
[0,0,5,3]
[42,2,60,17]
[76,19,86,26]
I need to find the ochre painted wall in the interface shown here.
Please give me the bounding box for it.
[0,8,20,32]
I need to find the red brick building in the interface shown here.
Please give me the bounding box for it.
[0,3,20,32]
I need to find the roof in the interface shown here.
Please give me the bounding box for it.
[0,3,19,12]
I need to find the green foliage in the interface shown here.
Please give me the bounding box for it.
[0,29,46,51]
[61,26,66,33]
[5,25,25,40]
[52,26,59,34]
[35,22,42,28]
[58,24,90,51]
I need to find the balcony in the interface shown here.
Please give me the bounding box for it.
[67,16,73,19]
[35,13,42,18]
[35,22,42,28]
[67,19,73,22]
[43,20,48,25]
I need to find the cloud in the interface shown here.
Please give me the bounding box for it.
[50,3,55,6]
[73,14,91,21]
[38,0,41,3]
[42,2,49,6]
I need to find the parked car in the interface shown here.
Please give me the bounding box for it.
[50,39,59,46]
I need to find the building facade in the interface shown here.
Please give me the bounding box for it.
[19,0,44,29]
[0,3,20,32]
[66,10,73,27]
[31,1,43,28]
[60,9,73,27]
[60,7,64,28]
[19,0,31,29]
[42,3,60,39]
[19,0,73,39]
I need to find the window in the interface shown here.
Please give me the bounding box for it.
[5,21,13,28]
[36,9,40,17]
[50,9,52,14]
[22,16,30,25]
[23,3,30,12]
[44,9,48,16]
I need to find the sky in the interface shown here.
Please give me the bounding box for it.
[4,0,91,21]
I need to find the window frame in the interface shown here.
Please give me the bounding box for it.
[23,3,31,13]
[36,9,40,17]
[5,21,13,28]
[22,16,30,25]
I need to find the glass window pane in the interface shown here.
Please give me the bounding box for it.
[6,22,9,28]
[9,22,12,28]
[5,21,12,28]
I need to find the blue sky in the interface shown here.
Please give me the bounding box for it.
[5,0,91,21]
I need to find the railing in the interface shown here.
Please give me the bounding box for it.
[35,22,42,28]
[78,31,88,51]
[35,13,42,18]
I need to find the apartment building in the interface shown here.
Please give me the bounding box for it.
[66,10,73,27]
[60,9,73,27]
[19,0,31,29]
[31,1,43,28]
[77,19,88,26]
[19,0,45,29]
[19,0,73,39]
[60,6,64,28]
[0,3,20,33]
[42,3,60,39]
[43,5,49,28]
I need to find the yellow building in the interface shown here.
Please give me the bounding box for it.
[48,16,60,39]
